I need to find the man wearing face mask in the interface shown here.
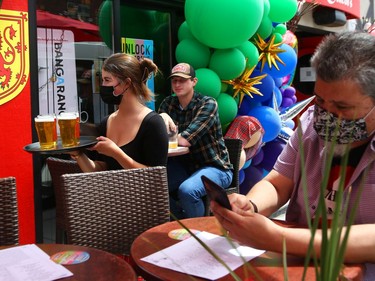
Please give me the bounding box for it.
[210,31,375,280]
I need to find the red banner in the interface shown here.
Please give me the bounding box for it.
[0,0,35,244]
[306,0,360,19]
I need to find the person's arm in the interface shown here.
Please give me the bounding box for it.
[70,152,107,172]
[246,169,294,216]
[282,223,375,263]
[228,169,294,217]
[159,112,177,133]
[158,98,178,133]
[211,201,375,263]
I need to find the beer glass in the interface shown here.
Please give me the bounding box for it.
[35,115,57,149]
[60,112,80,144]
[58,113,79,147]
[168,127,178,149]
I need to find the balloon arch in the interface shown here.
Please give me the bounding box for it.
[99,0,314,193]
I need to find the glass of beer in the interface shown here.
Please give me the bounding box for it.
[58,112,79,147]
[168,127,178,149]
[60,112,80,144]
[35,115,57,149]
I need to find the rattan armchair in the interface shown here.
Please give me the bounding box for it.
[46,157,82,243]
[60,166,170,256]
[0,176,19,245]
[204,138,243,216]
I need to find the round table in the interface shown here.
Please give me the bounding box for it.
[130,217,363,281]
[1,244,137,281]
[167,146,189,157]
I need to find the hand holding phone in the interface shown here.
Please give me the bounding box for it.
[201,175,232,210]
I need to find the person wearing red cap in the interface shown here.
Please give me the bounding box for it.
[158,63,233,219]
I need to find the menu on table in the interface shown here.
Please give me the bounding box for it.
[0,244,73,281]
[141,231,265,280]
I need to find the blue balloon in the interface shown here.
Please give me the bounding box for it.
[248,106,282,142]
[264,85,282,108]
[242,159,252,170]
[274,77,283,88]
[250,70,275,103]
[238,96,261,116]
[259,43,297,78]
[258,138,286,171]
[239,169,245,185]
[284,119,295,129]
[240,165,264,194]
[262,168,270,177]
[251,149,264,166]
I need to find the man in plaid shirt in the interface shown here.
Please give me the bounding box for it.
[159,63,233,218]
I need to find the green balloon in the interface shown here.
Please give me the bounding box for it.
[98,0,113,49]
[178,21,195,41]
[237,41,259,69]
[209,48,246,80]
[175,39,211,69]
[274,23,287,35]
[255,15,273,40]
[195,68,221,99]
[263,0,270,16]
[216,93,238,126]
[98,3,157,49]
[185,0,264,49]
[272,32,283,44]
[268,0,298,23]
[120,6,156,39]
[222,122,231,134]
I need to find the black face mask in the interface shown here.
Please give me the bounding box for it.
[99,86,123,105]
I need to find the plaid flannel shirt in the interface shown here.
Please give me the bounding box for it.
[158,92,232,172]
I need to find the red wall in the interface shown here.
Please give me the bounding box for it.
[0,0,35,243]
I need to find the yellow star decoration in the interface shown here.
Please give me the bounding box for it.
[254,33,286,72]
[223,66,267,106]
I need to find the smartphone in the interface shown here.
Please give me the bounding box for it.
[201,175,232,210]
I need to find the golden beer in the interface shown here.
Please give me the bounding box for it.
[169,141,178,149]
[58,114,78,147]
[35,116,57,149]
[168,128,178,149]
[60,112,80,144]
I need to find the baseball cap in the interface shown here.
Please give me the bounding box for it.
[168,63,196,79]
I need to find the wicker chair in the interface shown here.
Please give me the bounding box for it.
[0,176,19,245]
[60,166,170,256]
[46,157,82,243]
[204,138,243,216]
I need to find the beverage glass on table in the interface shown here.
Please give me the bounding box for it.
[58,112,79,147]
[168,127,178,149]
[34,115,57,149]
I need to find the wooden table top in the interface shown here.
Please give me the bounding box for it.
[130,217,364,281]
[1,244,137,281]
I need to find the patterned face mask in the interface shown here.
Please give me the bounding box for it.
[313,104,375,144]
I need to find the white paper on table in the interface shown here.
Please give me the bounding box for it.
[141,231,265,280]
[0,244,73,281]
